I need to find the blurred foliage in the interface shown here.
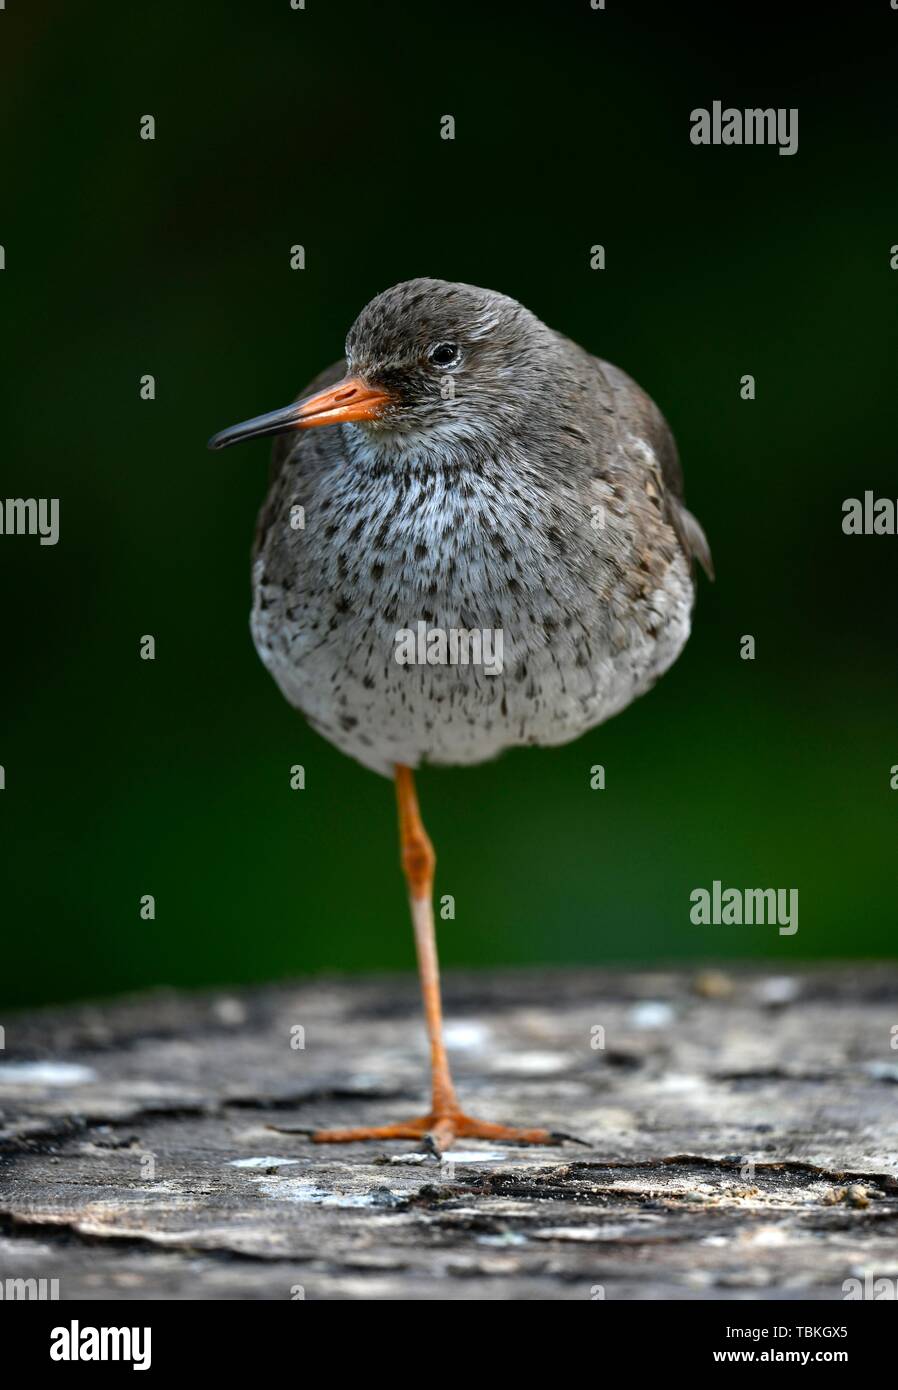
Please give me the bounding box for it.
[1,1,896,1008]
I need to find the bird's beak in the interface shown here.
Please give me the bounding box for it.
[207,376,393,451]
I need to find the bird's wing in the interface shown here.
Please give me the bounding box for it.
[649,408,714,581]
[595,355,714,580]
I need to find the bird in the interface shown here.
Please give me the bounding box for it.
[209,278,712,1154]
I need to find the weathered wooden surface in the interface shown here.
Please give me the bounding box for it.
[1,967,897,1301]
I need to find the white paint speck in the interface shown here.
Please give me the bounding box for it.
[628,1001,675,1029]
[0,1061,96,1087]
[532,1225,607,1242]
[656,1072,704,1094]
[213,997,247,1026]
[444,1020,490,1050]
[742,1225,790,1247]
[865,1061,898,1083]
[490,1050,568,1075]
[388,1146,538,1166]
[228,1156,301,1169]
[441,1149,508,1164]
[753,976,799,1006]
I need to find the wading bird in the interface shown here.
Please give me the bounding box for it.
[209,279,712,1153]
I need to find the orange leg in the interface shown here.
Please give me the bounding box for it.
[311,765,578,1154]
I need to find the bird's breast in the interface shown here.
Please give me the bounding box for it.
[250,443,693,775]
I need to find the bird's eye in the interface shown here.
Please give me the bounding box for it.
[428,342,461,369]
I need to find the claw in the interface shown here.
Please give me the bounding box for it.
[303,1111,579,1153]
[549,1130,591,1146]
[420,1133,444,1160]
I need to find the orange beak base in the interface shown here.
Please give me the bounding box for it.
[208,376,393,451]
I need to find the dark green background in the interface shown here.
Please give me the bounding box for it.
[2,2,895,1010]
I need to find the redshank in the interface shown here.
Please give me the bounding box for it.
[209,279,712,1154]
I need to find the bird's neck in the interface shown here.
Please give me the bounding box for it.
[342,419,510,479]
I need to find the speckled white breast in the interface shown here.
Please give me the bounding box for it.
[251,426,694,777]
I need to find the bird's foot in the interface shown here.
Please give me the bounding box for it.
[310,1110,586,1156]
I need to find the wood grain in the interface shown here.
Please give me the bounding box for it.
[1,967,896,1300]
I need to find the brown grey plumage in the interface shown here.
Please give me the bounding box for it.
[215,278,711,776]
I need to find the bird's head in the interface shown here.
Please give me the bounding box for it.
[208,279,557,460]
